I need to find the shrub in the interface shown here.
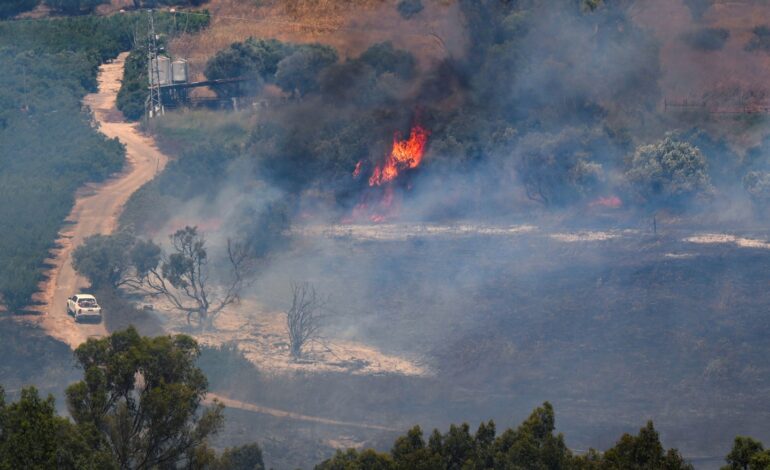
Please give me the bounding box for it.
[746,25,770,52]
[397,0,423,19]
[682,27,730,51]
[626,136,712,207]
[0,0,38,19]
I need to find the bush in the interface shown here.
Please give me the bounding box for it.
[746,25,770,52]
[743,171,770,205]
[275,44,338,96]
[204,38,297,97]
[626,136,712,207]
[397,0,423,19]
[0,46,124,311]
[683,0,714,21]
[682,27,729,51]
[116,49,148,121]
[0,0,38,19]
[0,14,201,310]
[44,0,107,15]
[358,41,416,79]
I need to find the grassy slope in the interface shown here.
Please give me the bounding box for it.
[168,0,464,86]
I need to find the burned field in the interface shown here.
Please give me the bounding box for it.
[221,226,770,466]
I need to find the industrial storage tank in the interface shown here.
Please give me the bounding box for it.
[171,59,188,84]
[149,55,172,86]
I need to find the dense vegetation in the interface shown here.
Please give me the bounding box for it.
[122,0,683,231]
[0,0,38,19]
[317,404,692,470]
[0,328,265,469]
[139,0,770,228]
[44,0,108,15]
[0,11,208,312]
[0,45,123,311]
[2,328,770,469]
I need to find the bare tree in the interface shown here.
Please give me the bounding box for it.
[286,282,325,360]
[133,226,252,329]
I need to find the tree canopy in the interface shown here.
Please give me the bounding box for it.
[66,327,224,469]
[626,136,712,207]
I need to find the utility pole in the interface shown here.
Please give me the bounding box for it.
[147,10,164,119]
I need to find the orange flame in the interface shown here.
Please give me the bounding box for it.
[347,125,429,224]
[368,126,429,186]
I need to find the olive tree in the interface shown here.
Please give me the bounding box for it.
[625,136,712,207]
[743,171,770,206]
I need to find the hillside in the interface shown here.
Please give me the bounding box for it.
[168,0,465,82]
[7,0,770,468]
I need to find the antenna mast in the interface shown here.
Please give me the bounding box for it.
[147,10,164,118]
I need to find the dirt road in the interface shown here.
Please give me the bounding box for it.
[207,394,397,432]
[29,52,399,434]
[34,53,168,348]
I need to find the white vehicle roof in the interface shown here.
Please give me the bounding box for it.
[75,294,97,300]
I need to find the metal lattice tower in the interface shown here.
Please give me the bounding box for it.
[147,10,164,118]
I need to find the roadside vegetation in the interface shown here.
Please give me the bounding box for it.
[1,328,769,469]
[0,11,209,312]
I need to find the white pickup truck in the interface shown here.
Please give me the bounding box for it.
[67,294,102,323]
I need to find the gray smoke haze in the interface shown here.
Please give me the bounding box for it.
[136,1,770,467]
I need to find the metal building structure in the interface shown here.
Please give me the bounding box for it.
[171,59,188,84]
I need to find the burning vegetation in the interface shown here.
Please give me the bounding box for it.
[348,124,430,222]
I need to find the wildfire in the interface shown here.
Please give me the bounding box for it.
[348,124,429,223]
[367,125,429,186]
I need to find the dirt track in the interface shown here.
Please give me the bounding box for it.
[27,54,399,434]
[33,53,168,348]
[206,394,397,432]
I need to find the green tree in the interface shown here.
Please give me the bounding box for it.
[0,386,107,469]
[316,449,394,470]
[391,426,442,470]
[601,421,692,470]
[44,0,107,14]
[492,402,574,468]
[515,128,605,206]
[65,327,225,469]
[358,41,416,79]
[743,171,770,206]
[396,0,423,19]
[626,136,711,207]
[0,0,39,19]
[683,0,714,21]
[215,443,266,470]
[204,38,296,97]
[723,436,769,470]
[275,45,338,97]
[72,232,135,289]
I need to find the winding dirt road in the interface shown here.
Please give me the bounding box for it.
[29,54,396,433]
[34,52,167,348]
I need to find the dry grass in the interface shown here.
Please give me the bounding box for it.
[169,0,466,82]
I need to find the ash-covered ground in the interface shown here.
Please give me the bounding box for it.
[203,221,770,469]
